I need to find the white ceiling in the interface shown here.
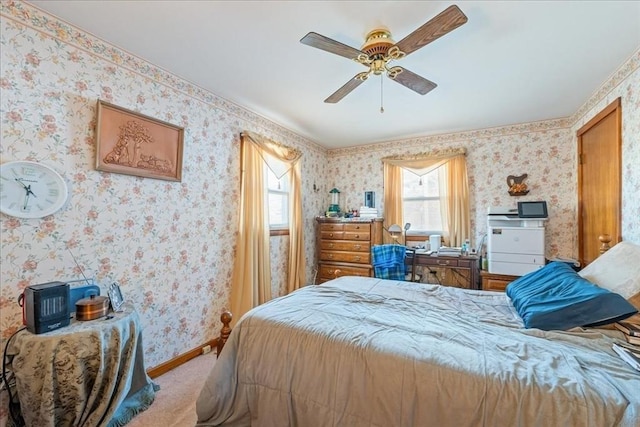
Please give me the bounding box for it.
[29,1,640,149]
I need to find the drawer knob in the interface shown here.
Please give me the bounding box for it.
[329,233,333,237]
[355,234,359,238]
[328,254,333,259]
[355,256,361,261]
[334,269,341,277]
[328,244,334,248]
[354,244,361,250]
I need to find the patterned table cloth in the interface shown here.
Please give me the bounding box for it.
[7,303,158,427]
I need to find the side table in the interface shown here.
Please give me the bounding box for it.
[6,303,158,427]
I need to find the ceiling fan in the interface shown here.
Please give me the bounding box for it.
[300,5,468,105]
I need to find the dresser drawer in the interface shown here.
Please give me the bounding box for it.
[321,231,345,240]
[423,257,461,267]
[480,271,519,292]
[344,223,370,232]
[320,240,370,252]
[343,231,370,241]
[320,251,370,264]
[483,278,510,292]
[320,223,345,232]
[319,264,371,281]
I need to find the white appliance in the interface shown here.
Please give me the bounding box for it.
[487,206,547,276]
[429,235,441,251]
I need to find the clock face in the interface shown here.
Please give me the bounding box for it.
[0,161,68,219]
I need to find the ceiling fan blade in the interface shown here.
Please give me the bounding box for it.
[300,32,364,60]
[325,75,366,103]
[388,67,437,95]
[394,5,468,56]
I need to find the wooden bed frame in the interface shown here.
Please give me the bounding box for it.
[216,311,233,357]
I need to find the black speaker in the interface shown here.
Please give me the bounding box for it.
[364,191,375,208]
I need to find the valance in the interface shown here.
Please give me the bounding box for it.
[382,148,466,177]
[241,131,302,178]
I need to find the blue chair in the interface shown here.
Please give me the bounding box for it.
[371,244,406,280]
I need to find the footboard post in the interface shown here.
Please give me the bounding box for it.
[217,311,232,358]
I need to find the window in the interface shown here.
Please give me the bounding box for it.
[402,168,442,233]
[266,166,289,229]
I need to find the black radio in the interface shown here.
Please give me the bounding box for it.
[18,282,70,334]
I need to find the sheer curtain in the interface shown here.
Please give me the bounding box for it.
[230,132,304,323]
[382,148,469,247]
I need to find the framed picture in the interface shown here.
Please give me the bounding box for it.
[108,282,125,312]
[95,100,184,181]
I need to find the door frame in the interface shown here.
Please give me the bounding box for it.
[576,97,621,264]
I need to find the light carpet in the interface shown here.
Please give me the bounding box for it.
[127,351,217,427]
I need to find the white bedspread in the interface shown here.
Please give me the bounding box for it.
[196,276,640,427]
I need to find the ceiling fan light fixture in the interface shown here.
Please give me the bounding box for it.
[301,5,467,104]
[355,72,370,81]
[387,66,403,79]
[361,28,396,57]
[372,59,387,75]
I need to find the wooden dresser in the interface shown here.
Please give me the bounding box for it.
[316,217,383,283]
[480,271,520,292]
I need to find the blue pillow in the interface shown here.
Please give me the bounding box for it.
[506,262,637,330]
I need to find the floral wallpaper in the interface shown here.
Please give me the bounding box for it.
[327,123,575,258]
[0,0,638,423]
[0,0,326,391]
[327,49,639,254]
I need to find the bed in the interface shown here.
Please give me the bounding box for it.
[196,242,640,427]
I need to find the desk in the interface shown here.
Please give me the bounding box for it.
[6,303,157,427]
[405,251,480,290]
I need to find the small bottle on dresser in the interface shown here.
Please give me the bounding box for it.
[462,239,470,256]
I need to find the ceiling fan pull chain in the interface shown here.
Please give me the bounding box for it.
[380,75,384,113]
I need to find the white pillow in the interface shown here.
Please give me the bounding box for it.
[578,241,640,299]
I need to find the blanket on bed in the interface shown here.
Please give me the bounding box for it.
[196,277,640,427]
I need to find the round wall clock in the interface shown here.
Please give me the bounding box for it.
[0,160,68,219]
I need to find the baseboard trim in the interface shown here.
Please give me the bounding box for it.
[147,337,218,379]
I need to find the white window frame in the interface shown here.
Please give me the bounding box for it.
[402,168,443,236]
[265,166,290,230]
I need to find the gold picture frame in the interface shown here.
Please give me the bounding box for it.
[95,100,184,181]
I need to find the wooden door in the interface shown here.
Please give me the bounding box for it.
[577,98,621,266]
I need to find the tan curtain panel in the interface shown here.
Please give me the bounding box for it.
[230,132,305,323]
[230,135,272,323]
[383,162,403,243]
[382,149,469,247]
[287,160,306,294]
[441,155,470,247]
